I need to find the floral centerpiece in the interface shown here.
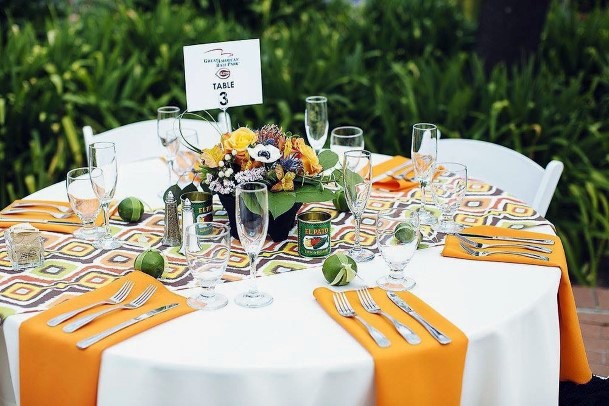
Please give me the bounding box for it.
[195,124,340,241]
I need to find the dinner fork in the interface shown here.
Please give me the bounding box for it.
[455,233,552,254]
[47,281,134,327]
[356,288,421,345]
[459,241,549,261]
[63,285,157,333]
[3,209,73,219]
[333,291,390,348]
[12,202,73,213]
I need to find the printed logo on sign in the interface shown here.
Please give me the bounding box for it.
[216,69,231,79]
[203,48,240,68]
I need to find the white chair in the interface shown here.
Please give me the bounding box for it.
[437,138,564,217]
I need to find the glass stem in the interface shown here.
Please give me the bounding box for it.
[353,214,362,253]
[101,202,111,238]
[419,180,428,212]
[247,252,259,296]
[167,159,174,186]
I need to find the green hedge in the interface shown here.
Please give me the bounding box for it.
[1,0,608,285]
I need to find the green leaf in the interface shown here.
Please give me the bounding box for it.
[241,192,265,217]
[318,150,339,171]
[295,184,334,203]
[343,168,364,200]
[268,192,296,219]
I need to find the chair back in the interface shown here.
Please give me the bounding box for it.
[437,139,563,217]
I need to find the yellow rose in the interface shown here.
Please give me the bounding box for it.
[201,145,224,168]
[293,138,322,175]
[222,127,257,152]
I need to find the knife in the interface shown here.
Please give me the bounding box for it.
[76,303,179,349]
[387,292,452,345]
[458,232,555,246]
[371,162,412,183]
[0,217,81,226]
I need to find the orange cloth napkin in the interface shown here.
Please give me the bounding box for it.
[19,271,194,406]
[442,225,592,384]
[372,156,417,192]
[313,287,468,405]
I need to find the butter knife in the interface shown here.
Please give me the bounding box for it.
[77,303,178,349]
[387,292,452,345]
[458,232,555,246]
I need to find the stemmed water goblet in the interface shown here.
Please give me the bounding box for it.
[376,208,420,291]
[66,168,103,241]
[184,222,231,310]
[342,150,374,262]
[411,123,438,225]
[157,106,181,190]
[330,126,364,166]
[88,142,121,249]
[234,182,272,308]
[431,162,468,234]
[305,96,328,155]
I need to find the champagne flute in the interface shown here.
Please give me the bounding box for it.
[330,126,364,166]
[431,162,468,234]
[305,96,328,154]
[184,222,231,310]
[66,168,102,241]
[411,123,438,225]
[376,209,419,291]
[88,142,121,249]
[157,106,181,189]
[234,182,272,308]
[342,150,374,262]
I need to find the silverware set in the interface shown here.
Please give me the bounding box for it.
[370,162,414,183]
[332,288,451,347]
[455,232,553,261]
[9,202,74,214]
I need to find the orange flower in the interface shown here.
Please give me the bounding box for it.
[292,138,322,175]
[221,127,257,153]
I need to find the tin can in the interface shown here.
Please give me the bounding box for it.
[180,191,213,223]
[297,211,332,257]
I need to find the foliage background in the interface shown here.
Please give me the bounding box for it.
[1,0,608,285]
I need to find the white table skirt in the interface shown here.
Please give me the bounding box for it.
[0,155,562,406]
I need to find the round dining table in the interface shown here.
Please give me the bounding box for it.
[0,149,561,406]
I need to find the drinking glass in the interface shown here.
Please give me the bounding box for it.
[173,128,199,185]
[376,209,419,291]
[88,142,121,249]
[330,126,364,166]
[184,222,231,310]
[157,106,181,188]
[431,162,468,234]
[234,182,272,308]
[305,96,328,154]
[411,123,438,225]
[66,168,102,241]
[343,150,374,262]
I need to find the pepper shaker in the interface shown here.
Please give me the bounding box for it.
[162,191,181,246]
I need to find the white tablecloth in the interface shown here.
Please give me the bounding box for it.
[0,155,561,406]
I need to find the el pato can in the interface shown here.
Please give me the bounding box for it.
[297,211,332,257]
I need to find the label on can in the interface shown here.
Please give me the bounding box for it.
[180,192,213,223]
[298,211,332,257]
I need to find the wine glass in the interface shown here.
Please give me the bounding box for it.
[431,162,468,234]
[305,96,328,154]
[66,168,103,241]
[376,209,419,291]
[184,222,231,310]
[234,182,272,308]
[411,123,438,225]
[342,150,374,262]
[88,142,121,249]
[157,106,181,189]
[330,126,364,166]
[173,128,199,186]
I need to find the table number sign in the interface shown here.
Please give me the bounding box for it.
[183,39,263,112]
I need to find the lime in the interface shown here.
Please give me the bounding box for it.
[118,197,145,222]
[332,189,349,212]
[322,253,357,286]
[134,249,165,279]
[395,222,416,243]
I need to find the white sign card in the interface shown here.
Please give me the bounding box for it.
[183,39,263,112]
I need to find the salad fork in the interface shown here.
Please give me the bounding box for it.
[47,281,134,326]
[333,291,390,348]
[455,233,552,254]
[63,285,157,333]
[3,209,73,219]
[459,241,549,261]
[12,202,73,214]
[356,288,421,345]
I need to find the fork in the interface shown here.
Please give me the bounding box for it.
[333,291,391,348]
[459,241,549,261]
[12,202,73,214]
[47,281,134,327]
[388,165,414,181]
[356,288,421,345]
[455,233,552,254]
[3,209,73,219]
[63,285,157,333]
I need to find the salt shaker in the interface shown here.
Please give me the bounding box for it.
[162,191,181,246]
[179,198,194,255]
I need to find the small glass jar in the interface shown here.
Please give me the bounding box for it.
[6,224,44,270]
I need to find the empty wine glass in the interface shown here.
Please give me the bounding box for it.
[431,162,468,234]
[376,209,419,291]
[173,128,199,186]
[66,168,103,241]
[234,182,272,308]
[411,123,438,225]
[343,150,374,262]
[157,106,181,189]
[330,126,364,166]
[88,142,121,249]
[305,96,328,154]
[184,222,231,310]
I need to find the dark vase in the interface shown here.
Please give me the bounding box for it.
[218,194,302,242]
